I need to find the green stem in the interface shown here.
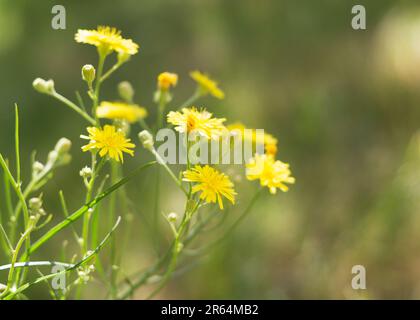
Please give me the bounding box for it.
[151,149,188,196]
[145,200,200,299]
[0,222,34,299]
[93,52,106,121]
[14,105,21,185]
[177,90,202,110]
[100,62,123,82]
[82,156,105,253]
[20,161,155,260]
[51,92,96,125]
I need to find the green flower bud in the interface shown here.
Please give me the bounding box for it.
[29,197,43,211]
[117,52,131,64]
[54,138,72,155]
[138,130,154,151]
[118,81,134,102]
[79,166,92,179]
[32,161,44,177]
[33,78,55,95]
[81,64,96,84]
[167,212,178,223]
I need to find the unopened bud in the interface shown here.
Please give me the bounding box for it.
[81,64,96,84]
[47,150,58,164]
[167,212,178,223]
[32,161,44,176]
[29,197,43,211]
[33,78,55,95]
[138,130,154,150]
[54,138,72,155]
[118,81,134,102]
[117,52,131,65]
[79,166,92,179]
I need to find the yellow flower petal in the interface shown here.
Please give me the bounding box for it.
[81,125,135,163]
[190,70,225,99]
[75,26,139,55]
[183,165,236,210]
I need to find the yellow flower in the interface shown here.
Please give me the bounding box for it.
[183,165,236,210]
[261,133,278,156]
[75,26,139,55]
[246,154,295,194]
[158,72,178,90]
[167,107,226,139]
[227,122,279,156]
[190,70,225,99]
[81,125,135,162]
[96,101,147,123]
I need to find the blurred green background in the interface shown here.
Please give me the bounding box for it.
[1,0,420,299]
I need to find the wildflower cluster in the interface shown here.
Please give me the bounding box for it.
[0,25,294,300]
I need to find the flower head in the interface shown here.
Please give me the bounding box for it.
[96,101,147,123]
[246,154,295,194]
[190,70,225,99]
[81,125,135,162]
[75,26,139,55]
[158,72,178,90]
[167,107,226,139]
[183,165,236,210]
[227,122,279,156]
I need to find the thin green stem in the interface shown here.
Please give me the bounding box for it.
[0,154,30,251]
[177,90,202,110]
[100,62,123,82]
[14,105,21,185]
[0,221,34,299]
[92,52,107,121]
[51,91,96,125]
[4,216,122,300]
[151,149,188,196]
[20,161,155,260]
[82,156,105,253]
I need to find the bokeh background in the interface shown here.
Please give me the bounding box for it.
[1,0,420,299]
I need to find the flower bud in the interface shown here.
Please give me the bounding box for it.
[54,138,72,155]
[33,78,55,95]
[79,166,92,179]
[47,150,58,164]
[29,197,43,211]
[118,81,134,102]
[167,212,178,223]
[32,161,44,176]
[158,72,178,90]
[81,64,96,84]
[117,52,131,64]
[138,130,154,151]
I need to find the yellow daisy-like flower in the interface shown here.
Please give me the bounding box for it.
[227,122,279,156]
[81,125,135,163]
[158,72,178,90]
[190,70,225,99]
[96,101,147,123]
[75,26,139,55]
[246,154,295,194]
[183,165,236,210]
[167,107,226,139]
